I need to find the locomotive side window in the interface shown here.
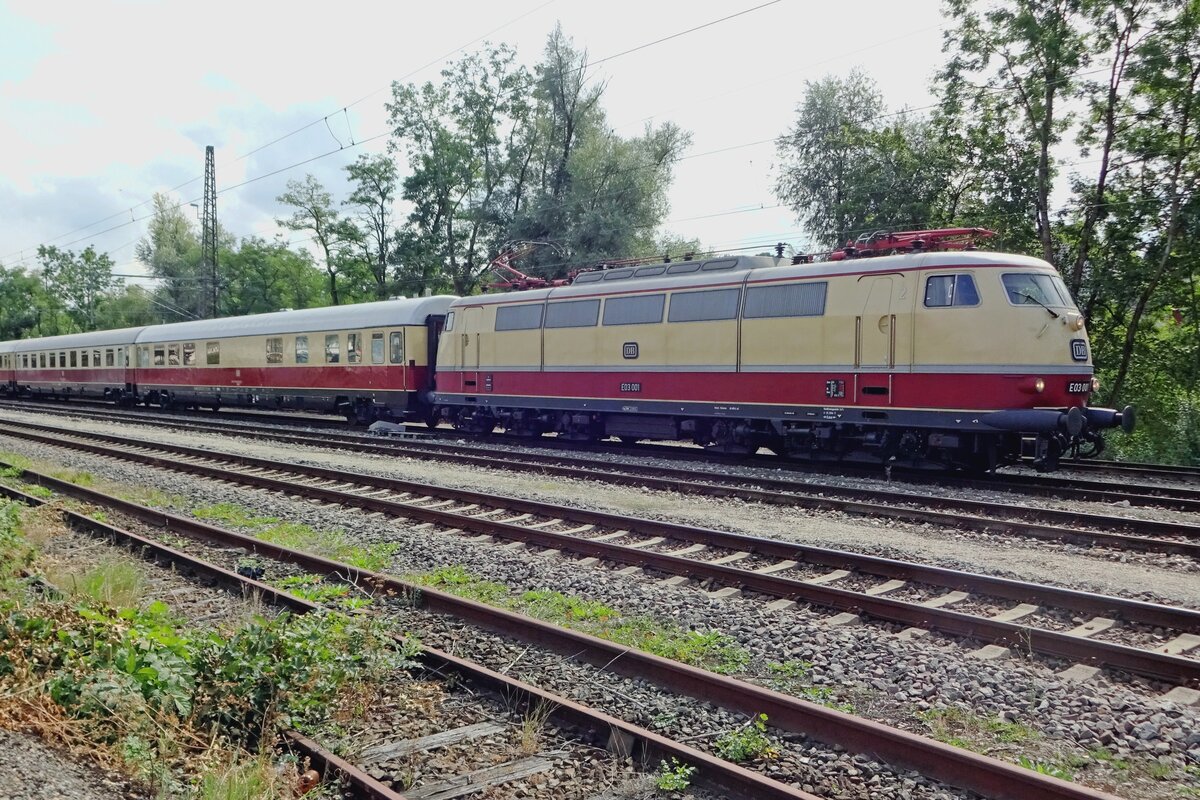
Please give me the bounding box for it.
[924,274,979,307]
[105,349,114,367]
[744,282,827,318]
[1002,273,1068,307]
[182,343,196,366]
[295,336,309,364]
[206,341,220,365]
[371,332,385,364]
[545,299,600,328]
[389,332,404,363]
[668,288,741,322]
[495,304,544,331]
[602,294,665,326]
[347,333,361,364]
[444,312,455,332]
[266,337,284,364]
[325,335,340,363]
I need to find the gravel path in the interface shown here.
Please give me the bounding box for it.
[0,729,145,800]
[3,430,1198,798]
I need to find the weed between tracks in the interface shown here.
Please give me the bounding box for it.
[411,565,751,674]
[0,498,426,798]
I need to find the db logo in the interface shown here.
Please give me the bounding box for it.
[1070,339,1088,362]
[622,342,639,359]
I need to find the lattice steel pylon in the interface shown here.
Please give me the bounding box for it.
[201,145,218,318]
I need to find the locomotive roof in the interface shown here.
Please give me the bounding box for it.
[135,296,458,343]
[453,250,1054,307]
[3,326,148,353]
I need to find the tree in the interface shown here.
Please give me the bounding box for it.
[276,176,354,305]
[36,244,119,331]
[0,265,52,339]
[135,193,204,320]
[343,154,398,300]
[220,237,327,315]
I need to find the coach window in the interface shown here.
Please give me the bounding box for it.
[371,332,385,364]
[81,350,89,367]
[743,282,828,318]
[137,347,148,368]
[266,337,284,364]
[182,343,196,366]
[50,352,57,368]
[168,344,180,366]
[59,351,66,367]
[495,304,544,331]
[295,336,309,364]
[40,353,47,368]
[924,274,979,307]
[347,333,361,364]
[545,299,600,328]
[153,346,165,366]
[602,294,665,326]
[105,349,114,367]
[668,288,741,323]
[206,341,220,365]
[93,349,101,366]
[389,332,404,363]
[325,335,340,363]
[70,351,77,367]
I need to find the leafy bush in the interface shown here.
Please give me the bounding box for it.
[655,758,697,791]
[714,713,778,762]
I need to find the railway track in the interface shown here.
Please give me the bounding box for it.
[0,462,1132,800]
[2,402,1198,557]
[4,397,1197,501]
[1,417,1197,691]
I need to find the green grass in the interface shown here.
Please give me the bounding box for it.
[412,566,750,674]
[193,503,278,528]
[47,559,146,608]
[49,469,95,486]
[766,660,854,712]
[253,521,398,572]
[917,707,1039,751]
[24,484,54,499]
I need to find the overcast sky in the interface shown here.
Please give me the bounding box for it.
[0,0,948,285]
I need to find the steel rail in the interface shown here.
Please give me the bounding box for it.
[4,399,1198,507]
[0,471,1123,800]
[2,425,1197,687]
[0,481,814,800]
[1,416,1195,560]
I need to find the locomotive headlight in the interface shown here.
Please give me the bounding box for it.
[1069,313,1085,331]
[1091,376,1101,393]
[1034,378,1045,393]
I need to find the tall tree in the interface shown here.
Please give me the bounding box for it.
[343,154,398,300]
[135,193,204,320]
[36,244,119,331]
[276,175,353,305]
[221,237,328,315]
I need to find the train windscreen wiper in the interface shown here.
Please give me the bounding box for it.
[1019,292,1060,319]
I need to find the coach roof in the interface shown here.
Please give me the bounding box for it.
[135,296,458,343]
[6,326,148,353]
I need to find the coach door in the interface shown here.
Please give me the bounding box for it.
[459,306,482,391]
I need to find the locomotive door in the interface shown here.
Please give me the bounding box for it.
[857,276,896,370]
[459,306,482,391]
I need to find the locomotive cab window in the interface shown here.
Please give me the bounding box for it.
[444,312,455,332]
[325,335,340,363]
[389,332,404,363]
[924,274,980,307]
[182,343,195,366]
[266,337,284,364]
[347,333,361,364]
[295,336,309,364]
[1002,273,1071,308]
[206,341,220,365]
[371,332,384,364]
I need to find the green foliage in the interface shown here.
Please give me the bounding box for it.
[714,713,778,763]
[193,503,278,528]
[917,707,1039,752]
[251,520,397,572]
[220,236,327,316]
[765,660,853,712]
[655,758,696,791]
[412,566,749,673]
[1017,755,1074,782]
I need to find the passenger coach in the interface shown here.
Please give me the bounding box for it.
[131,296,454,421]
[2,327,144,401]
[433,249,1132,470]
